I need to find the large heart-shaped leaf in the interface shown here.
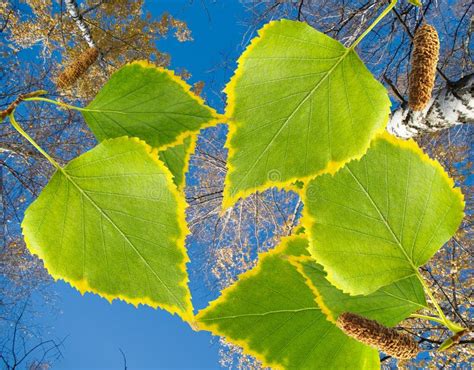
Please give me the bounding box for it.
[292,257,427,327]
[197,236,380,369]
[158,136,196,191]
[82,61,220,150]
[303,132,465,295]
[223,20,391,207]
[22,137,193,321]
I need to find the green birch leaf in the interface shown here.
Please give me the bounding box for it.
[82,61,220,150]
[293,257,427,327]
[22,137,193,321]
[158,136,196,191]
[303,132,465,295]
[223,20,391,207]
[197,236,380,370]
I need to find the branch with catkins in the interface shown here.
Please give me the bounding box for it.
[337,312,420,360]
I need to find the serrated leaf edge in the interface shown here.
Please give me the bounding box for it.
[22,136,195,323]
[131,61,224,151]
[196,234,308,370]
[222,20,389,209]
[288,255,337,323]
[159,135,198,192]
[300,130,466,296]
[90,60,225,151]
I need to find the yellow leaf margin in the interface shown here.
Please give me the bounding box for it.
[288,255,337,323]
[196,234,318,369]
[159,135,198,193]
[221,20,388,209]
[300,130,466,295]
[22,136,195,323]
[127,60,225,151]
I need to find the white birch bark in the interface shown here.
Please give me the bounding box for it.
[63,0,96,48]
[387,74,473,138]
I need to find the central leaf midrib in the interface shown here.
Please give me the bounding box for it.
[84,107,210,118]
[58,167,186,311]
[200,307,318,321]
[346,166,418,272]
[233,49,351,190]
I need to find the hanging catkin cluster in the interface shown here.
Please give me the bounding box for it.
[337,312,420,359]
[56,47,99,89]
[408,24,440,111]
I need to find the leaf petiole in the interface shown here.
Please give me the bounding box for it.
[410,313,445,325]
[23,96,86,112]
[415,270,466,334]
[8,112,61,170]
[350,0,398,50]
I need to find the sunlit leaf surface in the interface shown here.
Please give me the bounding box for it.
[82,61,219,150]
[294,258,427,326]
[197,236,380,369]
[223,20,391,207]
[303,133,465,295]
[22,137,193,321]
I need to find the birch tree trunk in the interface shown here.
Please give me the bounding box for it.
[63,0,96,48]
[387,74,473,138]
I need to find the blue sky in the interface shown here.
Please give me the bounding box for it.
[40,2,250,369]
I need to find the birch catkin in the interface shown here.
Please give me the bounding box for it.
[408,24,440,111]
[57,47,99,89]
[337,312,420,359]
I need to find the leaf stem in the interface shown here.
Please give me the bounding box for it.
[8,112,61,170]
[415,270,465,334]
[410,313,445,325]
[23,96,86,112]
[350,0,398,50]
